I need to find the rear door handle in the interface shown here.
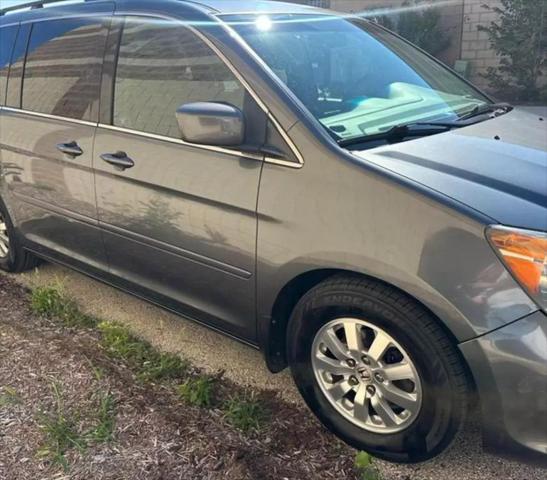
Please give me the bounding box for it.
[100,151,135,171]
[56,141,83,157]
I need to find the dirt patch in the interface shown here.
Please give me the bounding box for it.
[0,274,358,480]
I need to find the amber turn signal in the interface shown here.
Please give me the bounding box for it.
[487,226,547,309]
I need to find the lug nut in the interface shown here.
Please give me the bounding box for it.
[366,385,376,395]
[346,359,356,368]
[349,376,359,386]
[374,372,385,383]
[361,355,370,365]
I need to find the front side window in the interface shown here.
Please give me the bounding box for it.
[23,18,108,121]
[113,17,246,138]
[226,14,491,141]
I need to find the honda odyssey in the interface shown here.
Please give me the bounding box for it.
[0,0,546,463]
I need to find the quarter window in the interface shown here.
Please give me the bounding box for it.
[22,18,108,121]
[113,17,246,138]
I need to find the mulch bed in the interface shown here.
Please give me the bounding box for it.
[0,274,359,480]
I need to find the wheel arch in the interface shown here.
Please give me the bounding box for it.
[262,267,474,387]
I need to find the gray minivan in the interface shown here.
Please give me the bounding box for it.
[0,0,546,464]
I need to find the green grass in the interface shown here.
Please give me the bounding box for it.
[355,451,382,480]
[178,376,216,407]
[36,382,86,471]
[223,393,268,433]
[31,284,189,383]
[86,391,116,444]
[37,382,117,471]
[31,284,97,328]
[83,357,106,382]
[98,321,188,382]
[0,386,21,407]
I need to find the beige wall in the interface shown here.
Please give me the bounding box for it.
[460,0,502,89]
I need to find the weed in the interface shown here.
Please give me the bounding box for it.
[355,451,382,480]
[98,321,188,382]
[0,386,21,407]
[31,285,97,328]
[32,284,188,382]
[37,382,117,471]
[37,382,86,471]
[140,352,188,382]
[223,393,268,433]
[31,284,65,316]
[83,357,106,382]
[178,376,215,407]
[87,391,116,444]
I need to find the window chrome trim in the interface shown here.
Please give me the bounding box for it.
[97,123,264,161]
[0,20,20,28]
[264,156,304,169]
[14,9,114,26]
[112,11,304,168]
[1,106,97,126]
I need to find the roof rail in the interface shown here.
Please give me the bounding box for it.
[0,0,99,17]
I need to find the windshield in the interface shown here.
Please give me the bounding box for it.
[223,14,492,141]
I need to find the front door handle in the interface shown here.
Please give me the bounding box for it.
[100,151,135,171]
[56,141,83,157]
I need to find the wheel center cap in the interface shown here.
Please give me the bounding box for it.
[357,367,372,383]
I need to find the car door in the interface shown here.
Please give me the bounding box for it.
[0,7,112,273]
[93,16,266,340]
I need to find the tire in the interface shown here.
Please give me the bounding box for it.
[0,199,39,273]
[287,274,469,463]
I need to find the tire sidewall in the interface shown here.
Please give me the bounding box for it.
[0,200,18,272]
[288,285,462,462]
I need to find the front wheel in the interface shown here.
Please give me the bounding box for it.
[287,275,469,463]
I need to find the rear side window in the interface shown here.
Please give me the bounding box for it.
[22,18,108,121]
[113,17,246,138]
[5,23,30,108]
[0,25,19,106]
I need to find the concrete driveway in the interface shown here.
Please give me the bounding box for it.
[10,263,547,480]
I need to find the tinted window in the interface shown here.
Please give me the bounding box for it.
[23,18,107,120]
[0,25,19,106]
[113,18,245,138]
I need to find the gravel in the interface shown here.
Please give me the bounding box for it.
[3,263,547,479]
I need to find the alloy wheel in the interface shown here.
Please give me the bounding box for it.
[312,318,422,434]
[0,213,10,258]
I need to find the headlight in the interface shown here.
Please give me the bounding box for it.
[487,226,547,310]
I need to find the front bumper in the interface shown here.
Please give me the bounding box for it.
[460,310,547,463]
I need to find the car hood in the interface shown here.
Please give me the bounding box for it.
[352,109,547,231]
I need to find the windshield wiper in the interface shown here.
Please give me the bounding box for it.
[338,121,459,148]
[459,102,513,121]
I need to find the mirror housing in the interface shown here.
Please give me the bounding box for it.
[176,102,245,147]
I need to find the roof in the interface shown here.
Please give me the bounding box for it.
[0,0,328,25]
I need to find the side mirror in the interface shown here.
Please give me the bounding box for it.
[176,102,245,147]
